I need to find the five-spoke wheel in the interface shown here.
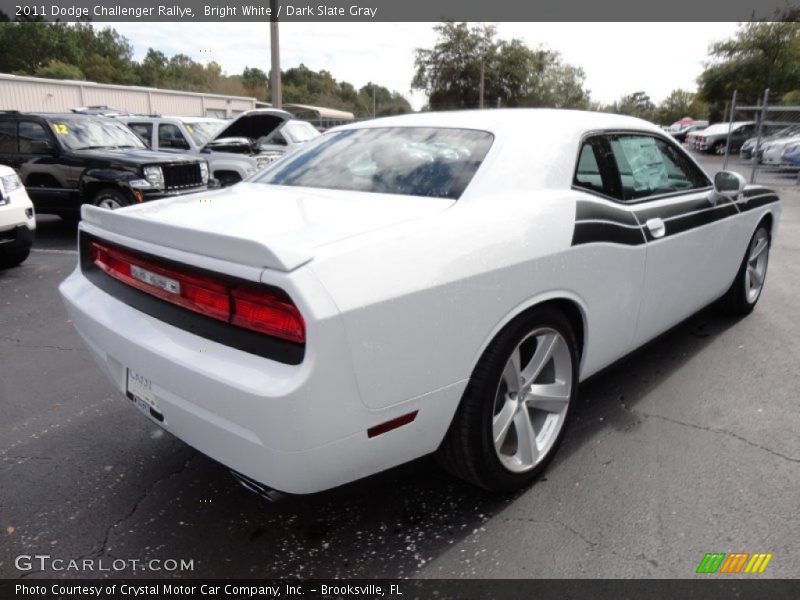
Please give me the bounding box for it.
[438,306,578,492]
[492,328,572,473]
[718,222,771,315]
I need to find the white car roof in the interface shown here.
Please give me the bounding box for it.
[338,108,661,138]
[699,122,753,135]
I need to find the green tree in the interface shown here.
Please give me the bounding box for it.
[655,89,698,124]
[242,67,268,92]
[0,20,64,74]
[0,20,409,116]
[781,90,800,104]
[34,60,84,80]
[613,91,656,120]
[136,49,168,87]
[412,22,497,109]
[698,19,800,107]
[280,64,411,117]
[412,22,590,110]
[358,83,412,116]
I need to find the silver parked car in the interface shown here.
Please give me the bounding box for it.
[118,110,320,186]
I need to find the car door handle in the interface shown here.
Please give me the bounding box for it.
[645,217,666,239]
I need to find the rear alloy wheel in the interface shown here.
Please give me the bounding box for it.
[438,307,578,492]
[717,224,771,315]
[713,141,726,155]
[93,187,131,210]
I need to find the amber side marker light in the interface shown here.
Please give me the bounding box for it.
[367,410,419,438]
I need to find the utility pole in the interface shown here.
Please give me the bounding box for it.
[478,56,485,109]
[269,0,281,109]
[372,84,376,118]
[751,88,769,184]
[722,89,736,171]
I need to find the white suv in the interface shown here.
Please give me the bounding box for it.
[118,110,320,187]
[0,164,35,269]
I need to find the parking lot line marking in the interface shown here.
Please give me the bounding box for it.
[31,248,77,255]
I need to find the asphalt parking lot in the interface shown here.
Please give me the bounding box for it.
[1,153,799,579]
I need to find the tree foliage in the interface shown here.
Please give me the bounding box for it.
[698,18,800,107]
[281,64,411,117]
[612,91,656,119]
[412,22,591,110]
[654,89,696,124]
[0,20,412,118]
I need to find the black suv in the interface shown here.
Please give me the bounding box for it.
[0,111,209,220]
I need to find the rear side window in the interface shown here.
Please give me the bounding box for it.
[19,121,52,154]
[128,123,153,146]
[607,134,710,201]
[574,141,604,194]
[0,121,16,153]
[256,127,494,200]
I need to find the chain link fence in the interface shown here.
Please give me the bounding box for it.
[690,90,800,187]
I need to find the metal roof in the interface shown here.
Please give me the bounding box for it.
[281,103,355,120]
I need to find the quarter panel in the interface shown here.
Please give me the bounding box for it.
[311,192,647,409]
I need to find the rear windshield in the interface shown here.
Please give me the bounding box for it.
[255,127,493,200]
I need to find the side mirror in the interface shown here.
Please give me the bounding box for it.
[713,171,746,195]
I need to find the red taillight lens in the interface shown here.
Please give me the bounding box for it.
[90,241,305,344]
[231,288,306,344]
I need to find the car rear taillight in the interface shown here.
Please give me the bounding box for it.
[231,288,305,343]
[89,240,305,344]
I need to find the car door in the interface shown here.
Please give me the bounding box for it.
[17,120,75,211]
[0,118,19,171]
[603,132,741,347]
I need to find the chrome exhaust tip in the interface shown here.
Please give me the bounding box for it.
[230,470,286,503]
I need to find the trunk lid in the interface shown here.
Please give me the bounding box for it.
[80,183,453,272]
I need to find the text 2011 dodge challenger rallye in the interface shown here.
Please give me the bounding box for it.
[60,110,780,494]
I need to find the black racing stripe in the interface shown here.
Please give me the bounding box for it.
[633,192,718,222]
[575,199,639,227]
[737,192,780,212]
[742,186,775,199]
[572,221,645,246]
[645,203,739,240]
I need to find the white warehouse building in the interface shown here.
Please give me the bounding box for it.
[0,73,258,118]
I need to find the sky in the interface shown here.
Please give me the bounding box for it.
[103,22,742,110]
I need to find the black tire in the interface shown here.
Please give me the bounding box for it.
[0,246,31,269]
[437,306,579,492]
[92,187,132,210]
[717,223,771,315]
[712,141,726,155]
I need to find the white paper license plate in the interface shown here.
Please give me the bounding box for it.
[126,369,160,414]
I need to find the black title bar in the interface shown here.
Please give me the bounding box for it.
[4,579,800,600]
[0,0,796,22]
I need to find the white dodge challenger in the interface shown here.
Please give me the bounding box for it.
[59,110,780,495]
